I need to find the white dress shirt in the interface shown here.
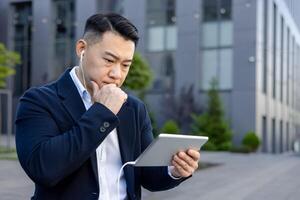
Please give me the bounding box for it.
[70,67,127,200]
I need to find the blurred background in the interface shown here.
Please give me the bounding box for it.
[1,0,300,199]
[1,0,300,152]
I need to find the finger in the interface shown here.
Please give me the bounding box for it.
[173,154,195,174]
[90,81,99,95]
[106,83,117,88]
[177,152,198,169]
[123,93,128,103]
[187,149,200,161]
[172,159,193,177]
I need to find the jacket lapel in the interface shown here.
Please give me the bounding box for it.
[56,68,99,183]
[117,104,136,197]
[56,68,86,122]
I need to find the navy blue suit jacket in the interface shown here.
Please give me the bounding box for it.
[15,69,186,200]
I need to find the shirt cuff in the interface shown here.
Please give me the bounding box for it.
[168,166,182,180]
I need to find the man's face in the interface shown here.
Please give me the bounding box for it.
[77,31,135,90]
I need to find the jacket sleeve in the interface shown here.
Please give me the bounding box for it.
[138,103,188,191]
[15,89,119,187]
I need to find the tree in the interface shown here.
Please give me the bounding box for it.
[123,52,153,99]
[160,120,180,134]
[191,78,232,150]
[0,43,20,88]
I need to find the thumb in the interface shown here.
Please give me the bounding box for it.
[90,81,99,96]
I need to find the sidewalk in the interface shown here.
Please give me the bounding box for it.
[0,135,15,149]
[0,152,299,200]
[143,152,300,200]
[0,160,33,200]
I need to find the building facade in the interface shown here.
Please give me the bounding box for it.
[1,0,300,153]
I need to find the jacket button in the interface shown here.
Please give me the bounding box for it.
[100,127,106,132]
[103,122,110,128]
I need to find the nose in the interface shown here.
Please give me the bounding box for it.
[109,65,122,79]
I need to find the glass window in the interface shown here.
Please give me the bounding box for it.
[163,53,174,90]
[201,0,233,90]
[147,11,167,26]
[12,2,32,96]
[262,0,268,94]
[147,0,177,52]
[219,48,232,89]
[148,26,164,51]
[166,26,177,50]
[280,120,283,152]
[203,0,218,21]
[152,53,175,91]
[53,0,76,77]
[286,122,289,150]
[203,22,218,48]
[287,28,290,105]
[272,118,276,153]
[147,0,165,11]
[280,16,284,102]
[166,0,176,25]
[202,50,218,89]
[220,21,233,46]
[262,116,267,152]
[273,3,277,99]
[98,0,124,13]
[220,0,232,20]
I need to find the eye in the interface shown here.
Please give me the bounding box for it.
[123,64,130,68]
[104,58,114,63]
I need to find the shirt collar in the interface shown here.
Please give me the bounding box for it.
[69,66,91,102]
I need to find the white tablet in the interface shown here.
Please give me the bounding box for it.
[134,133,208,167]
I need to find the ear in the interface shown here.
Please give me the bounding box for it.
[76,39,87,58]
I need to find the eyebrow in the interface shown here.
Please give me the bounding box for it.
[104,51,132,62]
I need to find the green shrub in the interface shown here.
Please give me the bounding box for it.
[160,120,180,134]
[230,145,251,153]
[217,141,233,151]
[202,141,217,151]
[242,132,260,152]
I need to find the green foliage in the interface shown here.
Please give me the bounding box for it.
[242,131,260,152]
[0,43,20,88]
[123,52,153,91]
[0,146,17,160]
[230,145,251,153]
[191,78,232,151]
[160,120,180,134]
[202,141,217,151]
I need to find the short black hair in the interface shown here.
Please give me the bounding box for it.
[83,13,139,46]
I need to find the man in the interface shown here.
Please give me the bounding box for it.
[15,13,200,200]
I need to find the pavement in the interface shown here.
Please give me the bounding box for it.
[0,151,300,200]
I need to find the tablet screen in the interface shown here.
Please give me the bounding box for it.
[134,133,208,167]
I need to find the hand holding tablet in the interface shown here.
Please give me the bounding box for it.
[134,133,208,167]
[117,133,208,198]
